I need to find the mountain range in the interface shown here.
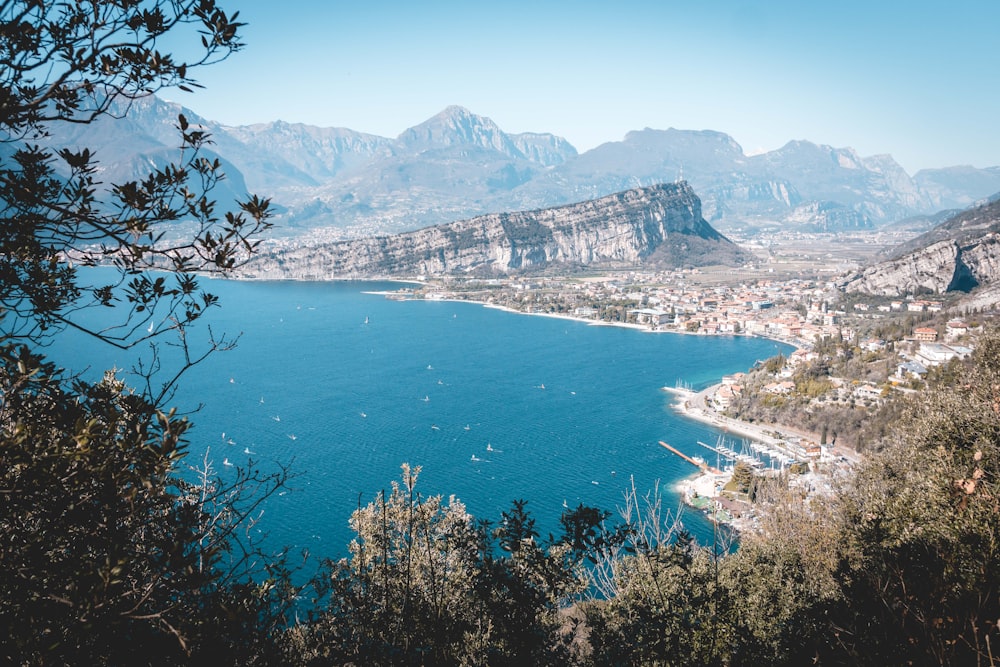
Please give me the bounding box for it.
[48,95,1000,239]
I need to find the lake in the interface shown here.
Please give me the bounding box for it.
[46,275,792,559]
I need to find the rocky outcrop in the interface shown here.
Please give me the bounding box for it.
[842,198,1000,297]
[842,240,968,296]
[242,183,749,280]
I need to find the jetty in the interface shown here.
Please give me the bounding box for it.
[697,439,736,461]
[659,441,722,474]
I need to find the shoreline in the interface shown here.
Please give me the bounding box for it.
[370,287,825,533]
[426,295,805,349]
[415,294,812,534]
[663,384,826,453]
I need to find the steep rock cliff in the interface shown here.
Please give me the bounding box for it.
[842,240,967,296]
[243,183,748,280]
[842,198,1000,297]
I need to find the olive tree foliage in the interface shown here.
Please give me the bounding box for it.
[0,0,272,405]
[827,331,1000,665]
[0,345,299,664]
[291,465,604,666]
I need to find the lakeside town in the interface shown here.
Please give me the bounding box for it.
[373,233,986,532]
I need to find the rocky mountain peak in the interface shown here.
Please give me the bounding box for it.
[46,93,1000,237]
[396,105,522,157]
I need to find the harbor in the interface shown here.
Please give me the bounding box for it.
[660,383,857,532]
[661,383,857,464]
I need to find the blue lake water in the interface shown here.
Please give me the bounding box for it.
[47,275,791,559]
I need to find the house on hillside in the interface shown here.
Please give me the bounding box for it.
[915,343,972,367]
[721,372,745,386]
[712,384,741,410]
[897,360,928,380]
[946,320,969,340]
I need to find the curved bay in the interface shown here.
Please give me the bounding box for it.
[49,276,792,558]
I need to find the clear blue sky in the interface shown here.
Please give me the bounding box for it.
[166,0,999,174]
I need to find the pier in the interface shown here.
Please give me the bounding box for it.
[659,441,722,474]
[697,439,736,460]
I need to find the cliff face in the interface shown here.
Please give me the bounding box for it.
[842,240,967,296]
[842,197,1000,297]
[243,183,748,280]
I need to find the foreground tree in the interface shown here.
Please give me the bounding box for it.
[0,2,289,663]
[0,346,299,663]
[291,465,603,665]
[827,332,1000,665]
[1,0,271,404]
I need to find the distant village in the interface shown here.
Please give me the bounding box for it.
[394,268,976,380]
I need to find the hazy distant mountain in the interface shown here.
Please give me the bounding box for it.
[41,95,251,213]
[44,95,1000,239]
[242,182,748,279]
[882,208,963,234]
[516,132,935,231]
[513,128,764,213]
[222,121,393,187]
[508,132,577,167]
[752,142,928,224]
[913,166,1000,210]
[398,105,516,156]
